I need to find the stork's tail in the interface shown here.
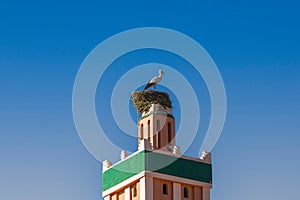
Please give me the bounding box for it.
[144,82,155,90]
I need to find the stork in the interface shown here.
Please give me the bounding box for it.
[144,70,165,91]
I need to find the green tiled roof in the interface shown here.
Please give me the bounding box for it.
[102,150,212,191]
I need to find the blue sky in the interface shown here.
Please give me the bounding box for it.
[1,1,300,200]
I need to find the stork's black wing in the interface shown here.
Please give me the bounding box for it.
[144,82,155,90]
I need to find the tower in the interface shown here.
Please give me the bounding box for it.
[102,91,212,200]
[138,104,175,150]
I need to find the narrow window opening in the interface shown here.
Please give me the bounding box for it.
[154,120,160,148]
[168,122,172,143]
[132,184,137,197]
[147,120,150,140]
[158,132,161,148]
[162,183,168,195]
[184,187,189,198]
[140,124,144,139]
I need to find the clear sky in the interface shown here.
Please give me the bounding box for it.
[1,1,300,200]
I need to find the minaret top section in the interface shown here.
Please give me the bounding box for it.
[132,90,175,150]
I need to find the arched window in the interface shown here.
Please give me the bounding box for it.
[153,120,160,148]
[158,131,161,148]
[162,183,168,195]
[140,124,143,139]
[168,122,172,143]
[147,120,150,140]
[184,187,189,198]
[157,120,160,131]
[132,184,137,197]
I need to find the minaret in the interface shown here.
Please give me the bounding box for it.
[102,91,212,200]
[138,104,175,150]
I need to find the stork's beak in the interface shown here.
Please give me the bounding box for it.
[162,71,165,75]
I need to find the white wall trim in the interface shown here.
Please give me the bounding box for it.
[124,187,130,200]
[140,176,153,200]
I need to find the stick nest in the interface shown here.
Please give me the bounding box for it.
[131,91,172,113]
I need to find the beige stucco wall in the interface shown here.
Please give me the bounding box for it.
[153,178,206,200]
[111,194,117,200]
[131,181,140,200]
[138,114,175,149]
[194,186,203,200]
[118,191,125,200]
[153,178,173,200]
[181,184,194,200]
[104,175,209,200]
[104,181,141,200]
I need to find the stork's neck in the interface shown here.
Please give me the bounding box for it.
[159,71,163,78]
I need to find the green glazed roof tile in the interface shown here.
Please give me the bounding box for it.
[102,150,212,191]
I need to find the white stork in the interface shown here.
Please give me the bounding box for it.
[144,70,165,91]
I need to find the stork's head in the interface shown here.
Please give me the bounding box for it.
[159,70,165,75]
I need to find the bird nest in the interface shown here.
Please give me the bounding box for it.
[131,91,172,113]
